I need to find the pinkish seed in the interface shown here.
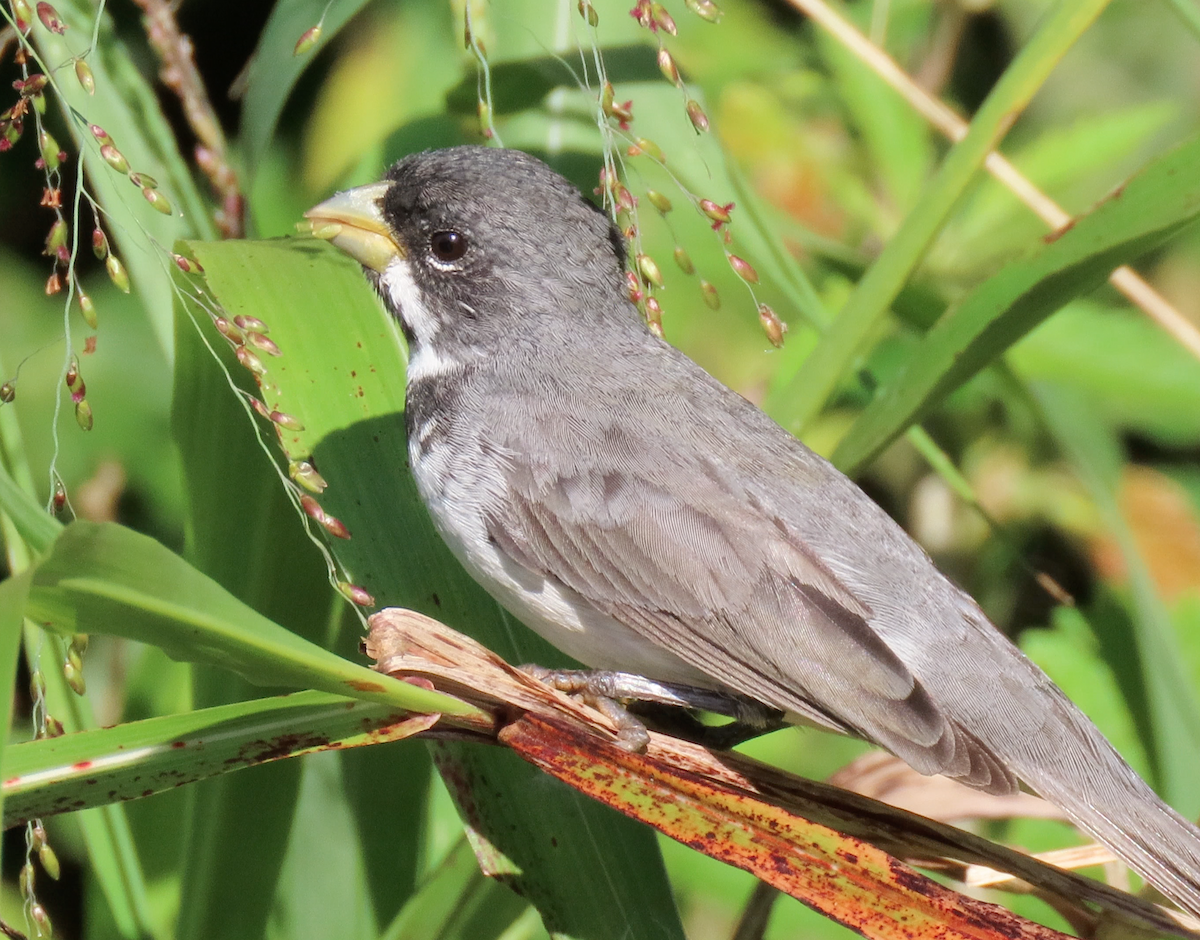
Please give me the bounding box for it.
[234,315,266,332]
[236,346,267,376]
[758,303,787,347]
[651,2,677,33]
[99,144,129,173]
[699,198,734,227]
[105,255,130,293]
[728,253,759,283]
[143,186,173,215]
[338,582,375,607]
[685,0,723,22]
[700,280,720,310]
[293,24,321,56]
[248,397,271,419]
[322,514,351,539]
[75,58,95,94]
[644,296,663,332]
[246,331,281,356]
[300,495,325,522]
[36,2,66,33]
[577,0,599,27]
[79,291,97,329]
[13,0,33,32]
[636,253,664,288]
[626,271,643,303]
[214,317,245,344]
[270,410,304,432]
[657,47,680,85]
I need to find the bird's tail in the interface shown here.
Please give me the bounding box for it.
[1003,692,1200,918]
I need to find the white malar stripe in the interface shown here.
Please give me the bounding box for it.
[406,343,462,385]
[382,256,439,346]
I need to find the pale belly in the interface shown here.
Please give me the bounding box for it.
[409,435,715,687]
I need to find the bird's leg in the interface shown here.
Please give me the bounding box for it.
[520,666,785,751]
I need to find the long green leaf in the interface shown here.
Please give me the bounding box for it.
[1033,383,1200,815]
[0,570,32,870]
[3,691,428,826]
[768,0,1112,433]
[25,521,475,717]
[0,460,60,555]
[833,131,1200,474]
[380,838,531,940]
[240,0,376,179]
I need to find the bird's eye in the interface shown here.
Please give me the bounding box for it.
[430,230,467,263]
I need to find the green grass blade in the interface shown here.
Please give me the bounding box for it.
[239,0,375,179]
[0,570,31,871]
[768,0,1112,434]
[379,837,531,940]
[833,131,1200,474]
[0,460,60,555]
[25,521,475,716]
[2,691,427,825]
[1034,382,1200,814]
[184,236,686,940]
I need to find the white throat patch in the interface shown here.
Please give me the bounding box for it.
[382,257,439,346]
[381,257,465,386]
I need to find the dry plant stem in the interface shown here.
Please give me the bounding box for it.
[130,0,244,237]
[785,0,1200,362]
[366,608,1198,939]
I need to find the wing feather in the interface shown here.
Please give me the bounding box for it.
[485,449,1015,792]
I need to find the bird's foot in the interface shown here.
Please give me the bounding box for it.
[520,666,784,751]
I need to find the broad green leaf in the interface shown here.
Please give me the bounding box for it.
[170,307,328,940]
[339,699,434,924]
[2,691,430,826]
[768,0,1113,434]
[184,236,685,940]
[301,1,462,193]
[240,0,376,178]
[25,521,473,717]
[269,753,377,940]
[832,132,1200,474]
[1009,301,1200,447]
[380,838,531,940]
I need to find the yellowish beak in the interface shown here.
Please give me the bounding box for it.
[304,182,404,273]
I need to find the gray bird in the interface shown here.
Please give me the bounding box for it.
[306,145,1200,916]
